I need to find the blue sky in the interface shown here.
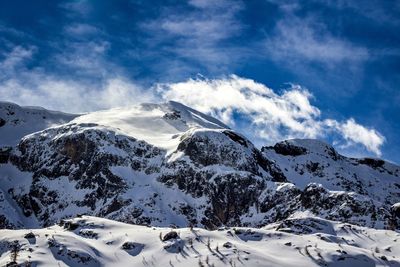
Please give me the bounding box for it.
[0,0,399,163]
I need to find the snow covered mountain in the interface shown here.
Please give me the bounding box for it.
[262,139,400,228]
[0,100,399,233]
[263,139,400,204]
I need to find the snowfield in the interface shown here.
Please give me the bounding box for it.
[0,215,399,267]
[71,101,228,154]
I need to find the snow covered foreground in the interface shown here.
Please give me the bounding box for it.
[0,215,399,267]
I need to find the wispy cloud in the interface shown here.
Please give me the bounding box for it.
[53,40,111,77]
[0,76,154,113]
[64,23,100,36]
[0,43,154,113]
[60,0,92,18]
[261,3,371,97]
[141,0,244,73]
[265,0,369,66]
[156,75,385,156]
[0,46,35,72]
[317,0,400,26]
[264,13,369,66]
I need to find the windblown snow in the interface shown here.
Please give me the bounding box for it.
[71,101,228,153]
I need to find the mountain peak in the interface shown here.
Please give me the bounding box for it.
[71,101,228,152]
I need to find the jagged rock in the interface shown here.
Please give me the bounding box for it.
[275,217,336,235]
[24,232,35,239]
[62,221,80,231]
[358,158,385,169]
[223,242,233,248]
[271,141,307,156]
[0,215,15,229]
[162,231,178,241]
[122,241,138,250]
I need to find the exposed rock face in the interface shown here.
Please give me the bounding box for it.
[357,158,385,169]
[7,123,164,226]
[299,183,389,228]
[5,122,288,228]
[158,128,288,228]
[271,141,307,156]
[390,203,400,229]
[0,147,11,164]
[0,102,399,231]
[0,215,14,229]
[203,173,265,227]
[262,139,400,205]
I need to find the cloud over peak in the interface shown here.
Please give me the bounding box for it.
[156,75,385,156]
[0,42,386,157]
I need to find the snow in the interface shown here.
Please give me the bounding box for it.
[285,139,334,154]
[0,164,39,229]
[263,138,400,205]
[0,215,398,267]
[0,101,77,147]
[71,101,228,153]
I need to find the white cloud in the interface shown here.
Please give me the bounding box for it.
[327,118,385,156]
[156,75,385,156]
[156,75,322,141]
[0,75,155,113]
[262,8,370,98]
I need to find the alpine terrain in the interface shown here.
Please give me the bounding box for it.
[0,100,399,266]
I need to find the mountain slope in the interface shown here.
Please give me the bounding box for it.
[0,101,77,147]
[0,101,399,232]
[262,139,400,206]
[1,101,286,229]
